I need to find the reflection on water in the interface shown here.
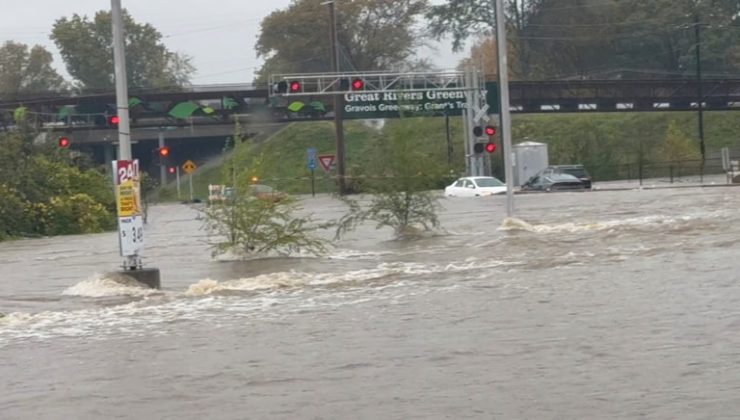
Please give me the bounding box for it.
[2,188,740,419]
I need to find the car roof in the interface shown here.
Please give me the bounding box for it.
[546,173,582,181]
[459,176,501,180]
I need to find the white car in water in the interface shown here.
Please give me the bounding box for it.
[444,176,507,197]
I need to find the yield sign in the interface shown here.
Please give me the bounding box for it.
[318,154,336,172]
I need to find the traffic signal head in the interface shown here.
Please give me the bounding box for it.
[485,142,497,153]
[275,81,288,94]
[485,126,496,136]
[289,81,301,93]
[158,146,170,157]
[58,136,70,148]
[351,78,364,90]
[109,115,120,127]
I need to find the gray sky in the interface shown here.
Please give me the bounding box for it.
[0,0,467,85]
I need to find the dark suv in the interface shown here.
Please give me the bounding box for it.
[542,165,593,189]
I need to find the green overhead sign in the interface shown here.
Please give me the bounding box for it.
[275,82,500,120]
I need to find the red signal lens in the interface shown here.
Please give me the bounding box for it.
[289,81,301,93]
[485,126,496,136]
[351,78,364,90]
[485,142,497,153]
[109,115,120,126]
[159,147,170,157]
[58,136,70,148]
[168,167,176,174]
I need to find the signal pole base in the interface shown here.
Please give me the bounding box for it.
[116,267,161,289]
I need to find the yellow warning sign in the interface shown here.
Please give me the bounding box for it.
[183,160,197,174]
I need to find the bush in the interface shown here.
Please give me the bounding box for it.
[45,193,116,235]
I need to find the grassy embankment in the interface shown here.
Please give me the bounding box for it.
[158,111,740,199]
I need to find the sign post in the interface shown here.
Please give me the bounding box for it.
[176,165,181,199]
[307,148,317,197]
[183,160,197,202]
[109,0,160,288]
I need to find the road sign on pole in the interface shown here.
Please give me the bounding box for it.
[112,159,144,258]
[183,160,197,174]
[473,104,490,124]
[318,154,336,172]
[307,147,317,170]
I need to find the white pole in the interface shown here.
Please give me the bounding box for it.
[158,131,166,186]
[494,0,515,217]
[176,166,181,199]
[189,174,194,202]
[111,0,131,161]
[111,0,140,270]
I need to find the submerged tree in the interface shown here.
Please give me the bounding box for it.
[204,195,330,257]
[335,118,444,239]
[203,127,331,257]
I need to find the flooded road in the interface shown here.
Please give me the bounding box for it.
[2,187,740,419]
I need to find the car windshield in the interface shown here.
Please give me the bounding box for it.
[474,178,504,187]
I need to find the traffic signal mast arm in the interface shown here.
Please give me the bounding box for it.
[270,71,468,97]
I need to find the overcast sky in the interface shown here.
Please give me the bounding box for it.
[0,0,467,85]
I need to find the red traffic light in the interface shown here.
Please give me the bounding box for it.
[289,81,301,93]
[58,136,70,148]
[351,78,364,90]
[159,146,170,157]
[485,126,496,136]
[109,115,120,126]
[168,166,176,174]
[485,142,497,153]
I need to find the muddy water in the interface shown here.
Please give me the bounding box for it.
[2,187,740,419]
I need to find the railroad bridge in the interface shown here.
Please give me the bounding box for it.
[0,78,737,149]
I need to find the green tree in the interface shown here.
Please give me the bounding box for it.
[50,10,194,91]
[202,124,332,257]
[255,0,427,82]
[335,118,443,239]
[204,196,330,257]
[660,121,701,162]
[0,130,115,239]
[431,0,740,80]
[0,41,66,99]
[427,0,543,78]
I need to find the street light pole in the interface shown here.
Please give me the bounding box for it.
[694,13,706,181]
[112,0,131,161]
[111,0,160,288]
[323,0,347,195]
[494,0,516,217]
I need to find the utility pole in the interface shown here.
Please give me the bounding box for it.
[694,13,706,181]
[158,131,166,186]
[324,0,347,195]
[112,0,131,161]
[494,0,516,217]
[111,0,160,288]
